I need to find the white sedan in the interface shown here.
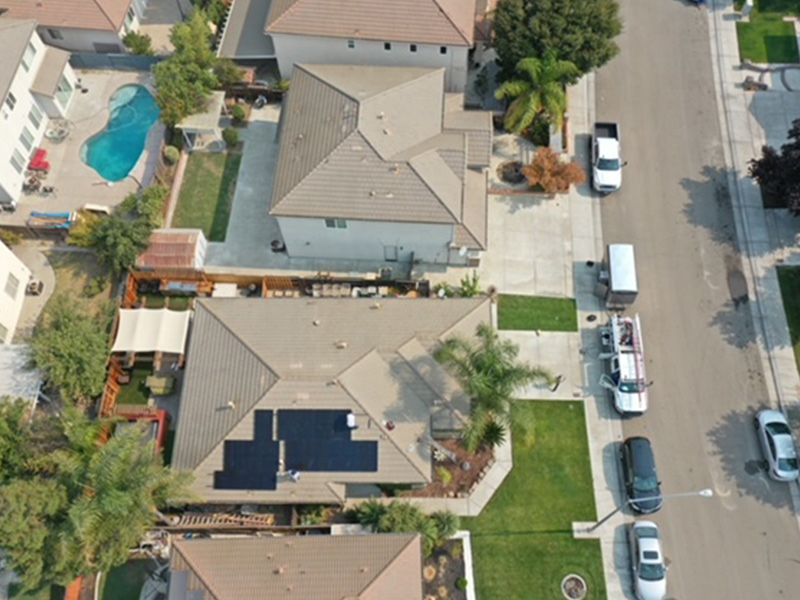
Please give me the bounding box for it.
[629,521,667,600]
[755,409,800,482]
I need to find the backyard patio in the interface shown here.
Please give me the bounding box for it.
[0,71,164,227]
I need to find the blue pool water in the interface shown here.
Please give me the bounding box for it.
[81,85,160,182]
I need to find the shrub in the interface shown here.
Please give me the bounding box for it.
[431,510,460,542]
[123,31,154,56]
[230,104,246,123]
[0,229,23,246]
[82,277,107,299]
[433,282,455,298]
[163,145,180,165]
[354,500,388,532]
[459,271,481,297]
[521,147,586,194]
[222,127,239,148]
[273,79,291,92]
[456,578,468,591]
[214,58,243,87]
[437,466,453,487]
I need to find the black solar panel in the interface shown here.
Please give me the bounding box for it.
[214,411,279,490]
[284,439,378,472]
[278,409,351,441]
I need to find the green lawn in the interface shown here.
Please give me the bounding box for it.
[497,295,579,332]
[172,151,242,241]
[101,559,150,600]
[465,402,605,600]
[116,364,152,406]
[777,267,800,375]
[737,0,800,63]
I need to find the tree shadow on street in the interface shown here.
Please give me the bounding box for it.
[680,164,743,253]
[706,408,797,511]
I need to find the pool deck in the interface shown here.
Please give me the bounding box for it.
[0,71,164,227]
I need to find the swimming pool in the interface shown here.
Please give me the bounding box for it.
[81,85,160,182]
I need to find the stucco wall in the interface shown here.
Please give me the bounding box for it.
[276,216,457,264]
[0,30,50,207]
[271,34,470,92]
[0,242,31,344]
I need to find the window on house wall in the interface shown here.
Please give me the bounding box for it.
[48,29,63,40]
[21,42,36,72]
[5,92,16,111]
[440,46,447,55]
[0,323,8,343]
[347,39,355,49]
[10,149,24,174]
[55,75,73,108]
[19,127,34,152]
[125,7,135,30]
[410,44,417,53]
[5,273,20,300]
[324,219,347,229]
[28,104,43,129]
[384,42,392,51]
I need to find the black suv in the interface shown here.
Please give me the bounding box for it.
[621,437,662,514]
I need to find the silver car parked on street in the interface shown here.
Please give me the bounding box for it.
[755,409,800,482]
[629,521,667,600]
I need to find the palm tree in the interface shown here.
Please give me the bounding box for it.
[495,53,580,134]
[435,323,554,452]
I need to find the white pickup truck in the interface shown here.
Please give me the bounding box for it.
[599,314,648,415]
[592,122,623,193]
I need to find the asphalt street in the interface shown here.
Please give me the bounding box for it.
[596,0,800,598]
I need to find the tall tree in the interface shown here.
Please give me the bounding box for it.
[154,9,219,127]
[436,323,553,451]
[495,54,580,133]
[30,295,110,404]
[493,0,622,79]
[0,407,194,591]
[749,118,800,213]
[89,215,153,274]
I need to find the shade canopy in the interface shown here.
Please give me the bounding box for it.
[112,308,191,355]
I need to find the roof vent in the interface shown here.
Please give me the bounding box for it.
[226,401,236,410]
[383,129,392,136]
[267,553,274,560]
[377,112,385,119]
[390,165,400,174]
[371,302,382,310]
[360,566,369,573]
[370,190,377,197]
[312,319,321,326]
[274,566,287,575]
[385,192,394,199]
[335,340,348,349]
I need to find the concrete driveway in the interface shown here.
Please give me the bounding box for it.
[597,0,800,597]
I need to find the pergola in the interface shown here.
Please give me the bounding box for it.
[177,91,227,151]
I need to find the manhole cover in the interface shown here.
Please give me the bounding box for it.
[561,574,587,600]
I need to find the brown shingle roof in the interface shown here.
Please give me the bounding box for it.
[0,0,132,31]
[169,534,423,600]
[266,0,475,46]
[269,64,491,239]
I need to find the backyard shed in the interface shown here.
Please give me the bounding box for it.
[112,308,192,355]
[176,91,227,151]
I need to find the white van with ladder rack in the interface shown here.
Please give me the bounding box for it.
[599,314,648,415]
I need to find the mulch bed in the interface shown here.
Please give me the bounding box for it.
[403,439,494,498]
[423,539,467,600]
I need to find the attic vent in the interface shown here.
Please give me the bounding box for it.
[383,129,392,136]
[274,566,287,575]
[377,112,385,119]
[369,190,377,197]
[312,319,321,326]
[335,341,349,349]
[385,192,394,199]
[360,567,369,573]
[371,302,382,310]
[352,145,364,151]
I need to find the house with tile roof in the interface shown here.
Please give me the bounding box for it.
[217,0,479,92]
[167,534,423,600]
[171,297,492,504]
[0,0,150,53]
[269,64,491,268]
[0,18,77,210]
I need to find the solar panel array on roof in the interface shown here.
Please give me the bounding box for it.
[214,411,279,490]
[279,409,378,473]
